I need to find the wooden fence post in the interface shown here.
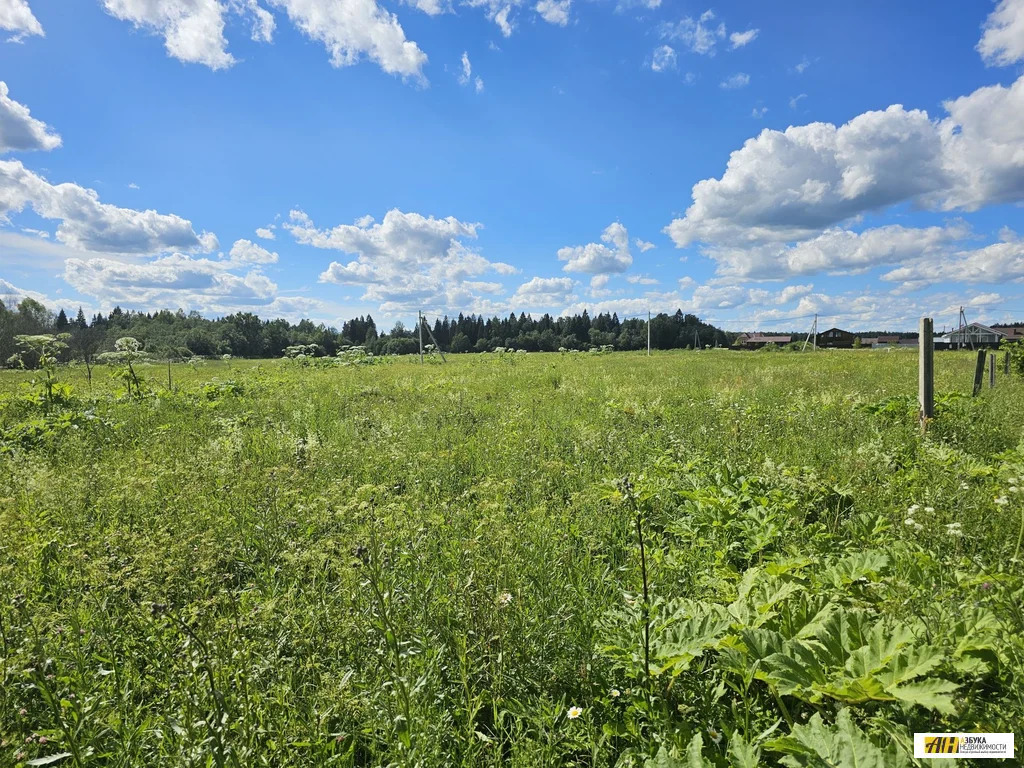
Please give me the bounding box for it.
[972,349,987,396]
[919,317,933,430]
[1005,351,1011,375]
[989,352,996,388]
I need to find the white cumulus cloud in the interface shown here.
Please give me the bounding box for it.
[102,0,426,81]
[978,0,1024,66]
[558,222,633,274]
[269,0,427,81]
[512,275,575,308]
[63,252,278,314]
[229,238,278,264]
[535,0,569,26]
[0,0,43,40]
[703,223,970,280]
[0,81,60,153]
[102,0,238,70]
[1,159,217,254]
[882,229,1024,289]
[287,208,511,313]
[666,75,1024,249]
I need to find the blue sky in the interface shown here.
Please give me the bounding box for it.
[1,0,1023,331]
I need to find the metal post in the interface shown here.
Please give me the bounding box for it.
[919,317,933,430]
[972,349,987,396]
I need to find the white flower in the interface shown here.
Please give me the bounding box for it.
[1010,486,1020,494]
[907,504,920,514]
[610,688,621,698]
[567,706,583,720]
[904,518,918,527]
[995,496,1009,506]
[960,482,970,490]
[924,507,935,513]
[707,726,723,745]
[497,592,513,607]
[913,522,923,532]
[1009,477,1019,484]
[945,523,963,536]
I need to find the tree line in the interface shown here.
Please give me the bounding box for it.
[0,295,733,365]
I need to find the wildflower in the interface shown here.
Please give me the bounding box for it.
[960,482,969,490]
[38,736,47,745]
[904,518,917,527]
[18,708,26,716]
[497,592,513,607]
[945,523,963,536]
[610,689,621,698]
[1011,486,1020,494]
[981,582,992,591]
[924,506,934,513]
[1009,477,1019,484]
[995,496,1009,506]
[907,504,920,514]
[707,726,723,745]
[567,706,583,720]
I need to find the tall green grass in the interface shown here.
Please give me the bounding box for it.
[1,350,1022,766]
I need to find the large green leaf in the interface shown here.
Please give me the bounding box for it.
[889,678,958,714]
[653,607,733,677]
[765,710,909,768]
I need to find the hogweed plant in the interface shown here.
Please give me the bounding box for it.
[98,336,146,398]
[7,334,71,412]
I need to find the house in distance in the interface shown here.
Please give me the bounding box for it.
[940,322,1006,349]
[815,327,856,348]
[736,333,795,349]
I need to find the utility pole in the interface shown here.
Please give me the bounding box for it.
[418,310,423,363]
[421,315,447,362]
[803,313,817,352]
[959,306,972,350]
[647,311,651,356]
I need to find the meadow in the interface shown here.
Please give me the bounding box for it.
[1,349,1023,766]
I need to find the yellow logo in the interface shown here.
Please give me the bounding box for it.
[923,736,961,754]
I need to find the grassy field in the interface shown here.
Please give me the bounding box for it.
[1,349,1023,766]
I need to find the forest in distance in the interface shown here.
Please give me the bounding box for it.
[0,295,935,365]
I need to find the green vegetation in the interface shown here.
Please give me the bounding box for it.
[1,297,731,362]
[1,349,1023,766]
